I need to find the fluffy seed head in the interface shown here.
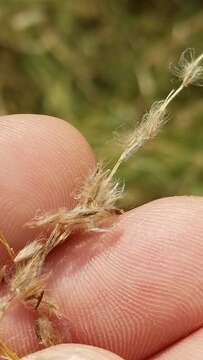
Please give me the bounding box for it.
[171,48,203,86]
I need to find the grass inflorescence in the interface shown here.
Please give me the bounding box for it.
[0,49,203,359]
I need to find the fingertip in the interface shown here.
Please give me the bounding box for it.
[0,114,95,260]
[47,195,203,359]
[0,195,203,358]
[23,344,124,360]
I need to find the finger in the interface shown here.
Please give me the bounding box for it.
[23,344,124,360]
[1,196,203,359]
[151,327,203,359]
[0,114,95,262]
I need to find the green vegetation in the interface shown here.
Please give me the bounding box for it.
[0,0,202,208]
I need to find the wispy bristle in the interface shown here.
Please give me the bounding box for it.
[121,100,168,161]
[0,339,20,360]
[0,265,7,284]
[76,163,122,210]
[0,232,15,260]
[171,48,203,86]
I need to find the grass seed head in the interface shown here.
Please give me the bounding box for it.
[171,48,203,87]
[0,48,203,354]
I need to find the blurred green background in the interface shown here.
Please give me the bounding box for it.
[0,0,202,209]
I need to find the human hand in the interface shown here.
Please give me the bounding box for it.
[0,115,202,360]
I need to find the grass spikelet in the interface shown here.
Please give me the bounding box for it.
[109,100,169,179]
[9,248,48,307]
[35,314,62,347]
[30,163,122,228]
[10,264,47,302]
[35,296,68,347]
[0,232,15,261]
[171,48,203,87]
[76,162,123,211]
[28,164,123,255]
[0,296,11,319]
[0,339,20,360]
[0,265,7,284]
[37,297,59,316]
[14,239,44,263]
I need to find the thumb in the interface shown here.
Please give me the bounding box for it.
[23,344,124,360]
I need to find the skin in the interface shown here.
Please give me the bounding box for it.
[0,114,202,360]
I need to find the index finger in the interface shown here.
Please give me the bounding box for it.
[0,114,95,263]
